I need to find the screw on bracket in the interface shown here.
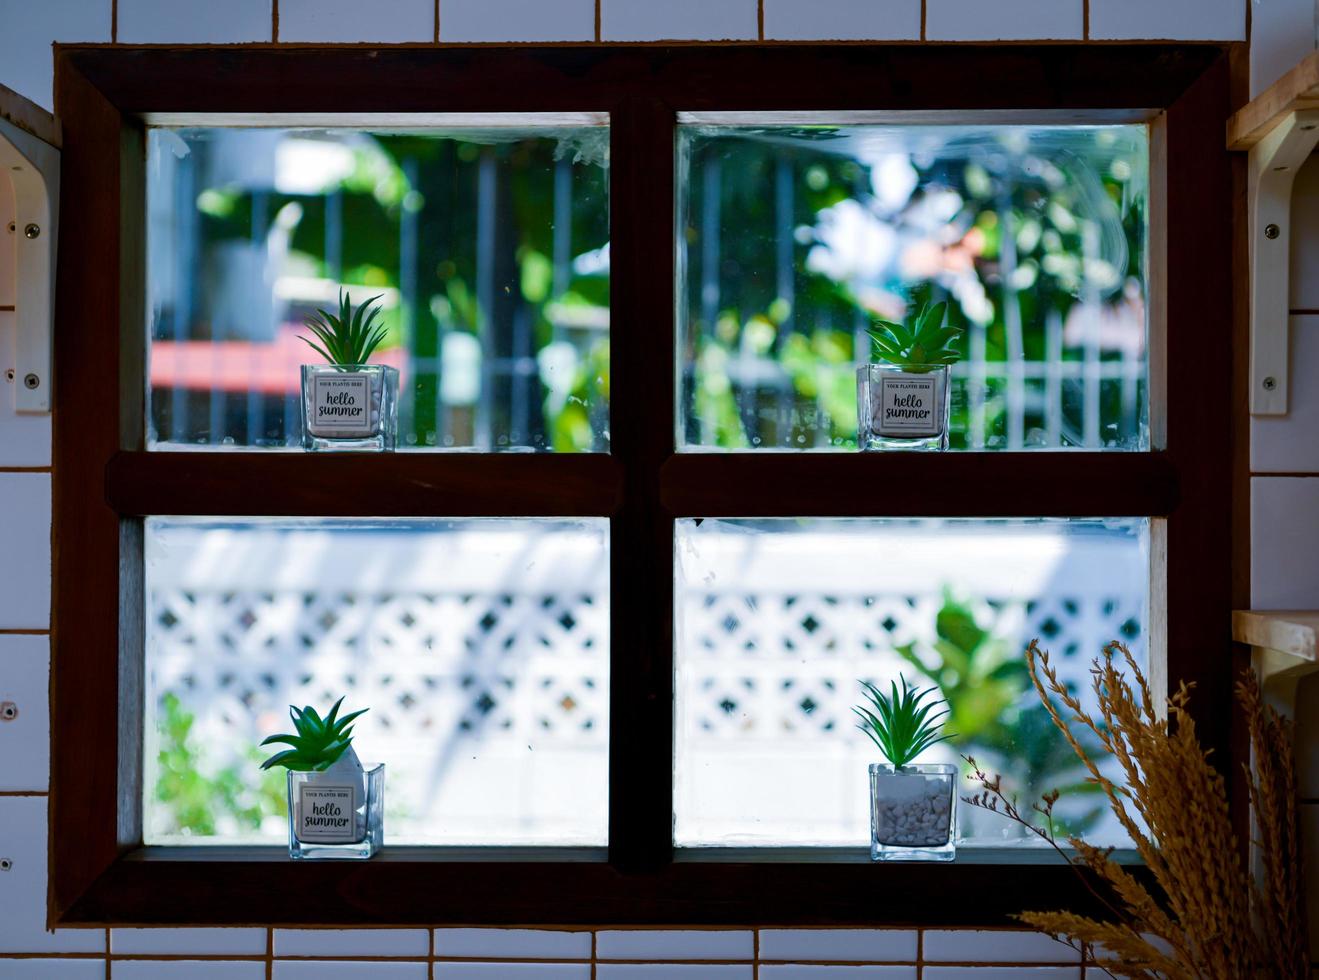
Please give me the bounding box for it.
[1265,224,1281,240]
[4,369,13,383]
[0,701,15,721]
[1263,376,1278,391]
[0,858,11,872]
[23,223,39,239]
[23,373,39,390]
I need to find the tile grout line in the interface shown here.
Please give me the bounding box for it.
[594,0,601,42]
[920,0,927,41]
[434,0,440,43]
[111,0,118,43]
[757,0,764,41]
[1083,0,1090,39]
[266,926,274,980]
[272,0,280,43]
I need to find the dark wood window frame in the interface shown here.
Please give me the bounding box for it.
[49,42,1235,927]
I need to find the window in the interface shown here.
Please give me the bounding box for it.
[51,44,1234,926]
[147,123,610,451]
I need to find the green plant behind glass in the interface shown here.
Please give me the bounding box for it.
[853,677,952,768]
[865,301,962,372]
[894,592,1108,834]
[299,290,388,367]
[154,692,284,837]
[259,696,367,772]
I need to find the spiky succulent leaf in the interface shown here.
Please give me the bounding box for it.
[299,290,389,367]
[854,677,951,768]
[259,696,369,772]
[865,301,962,372]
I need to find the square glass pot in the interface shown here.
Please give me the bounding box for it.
[869,763,956,862]
[857,364,951,451]
[301,364,399,452]
[286,763,385,859]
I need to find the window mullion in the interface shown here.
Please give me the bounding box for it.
[608,95,678,873]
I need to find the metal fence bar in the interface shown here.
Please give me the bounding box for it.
[400,158,420,445]
[476,150,497,451]
[999,202,1025,450]
[1045,308,1063,447]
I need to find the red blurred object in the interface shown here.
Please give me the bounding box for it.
[150,324,407,395]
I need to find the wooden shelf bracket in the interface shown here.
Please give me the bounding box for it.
[1247,111,1319,415]
[1233,610,1319,715]
[0,84,61,414]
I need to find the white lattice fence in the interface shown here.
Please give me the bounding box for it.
[145,519,1147,847]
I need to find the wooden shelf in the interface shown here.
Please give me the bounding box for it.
[1228,49,1319,150]
[1233,609,1319,661]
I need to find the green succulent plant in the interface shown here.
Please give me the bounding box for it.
[259,697,367,772]
[854,677,952,768]
[300,290,388,367]
[865,300,962,373]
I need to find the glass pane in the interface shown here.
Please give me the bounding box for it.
[147,123,610,451]
[144,517,609,845]
[677,124,1149,451]
[674,517,1150,848]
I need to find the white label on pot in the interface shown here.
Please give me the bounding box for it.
[312,374,371,434]
[876,373,938,437]
[297,783,357,843]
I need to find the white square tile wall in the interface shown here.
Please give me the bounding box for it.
[759,929,917,962]
[279,0,434,42]
[111,928,269,956]
[1250,0,1315,97]
[0,634,50,791]
[762,0,920,40]
[596,968,754,980]
[0,473,50,629]
[274,928,430,957]
[1251,477,1319,608]
[272,963,429,980]
[925,0,1083,39]
[601,0,757,41]
[433,929,592,959]
[112,963,267,980]
[596,930,754,960]
[760,968,917,979]
[0,311,53,468]
[1088,0,1244,39]
[923,970,1081,980]
[1252,317,1319,473]
[922,930,1078,962]
[117,0,273,43]
[433,966,592,979]
[0,797,104,953]
[0,962,106,980]
[441,0,595,41]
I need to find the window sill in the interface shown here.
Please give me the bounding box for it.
[60,846,1144,927]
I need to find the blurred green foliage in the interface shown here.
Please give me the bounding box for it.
[153,693,285,837]
[895,594,1108,836]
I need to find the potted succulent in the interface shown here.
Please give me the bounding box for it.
[854,677,956,861]
[857,300,961,451]
[299,291,399,451]
[260,696,385,859]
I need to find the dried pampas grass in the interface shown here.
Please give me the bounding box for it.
[964,640,1306,980]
